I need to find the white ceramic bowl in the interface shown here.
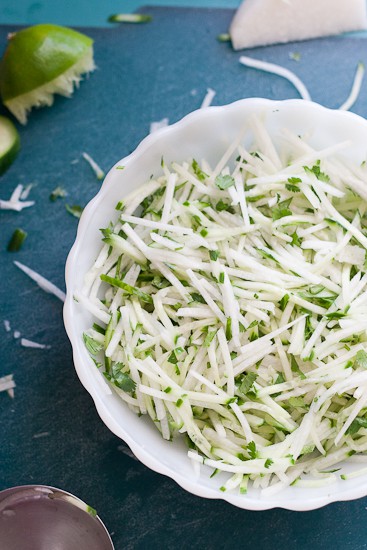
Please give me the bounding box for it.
[64,98,367,511]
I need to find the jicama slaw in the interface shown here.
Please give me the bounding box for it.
[80,117,367,495]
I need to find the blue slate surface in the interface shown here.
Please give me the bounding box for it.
[2,6,367,549]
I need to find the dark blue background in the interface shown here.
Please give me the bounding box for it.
[1,7,367,549]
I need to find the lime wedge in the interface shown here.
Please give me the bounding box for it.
[0,115,20,175]
[0,24,95,124]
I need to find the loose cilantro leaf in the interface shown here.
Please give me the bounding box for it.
[354,350,367,370]
[209,250,219,261]
[215,199,234,213]
[272,198,293,221]
[274,373,285,385]
[168,351,179,364]
[325,311,347,320]
[239,372,257,395]
[247,441,258,459]
[285,183,300,192]
[290,231,302,247]
[83,333,103,355]
[104,363,136,393]
[190,293,206,304]
[304,161,330,183]
[346,416,367,435]
[264,458,274,469]
[215,174,235,190]
[291,356,306,379]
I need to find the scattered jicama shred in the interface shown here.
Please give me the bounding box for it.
[239,56,311,101]
[20,338,51,349]
[149,118,169,134]
[14,261,66,302]
[338,62,365,111]
[200,88,216,109]
[82,152,105,181]
[0,184,35,211]
[0,374,15,398]
[78,115,367,495]
[3,320,11,332]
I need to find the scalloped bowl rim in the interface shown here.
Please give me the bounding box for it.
[64,98,367,511]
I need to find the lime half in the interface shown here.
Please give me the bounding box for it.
[0,115,20,175]
[0,24,95,124]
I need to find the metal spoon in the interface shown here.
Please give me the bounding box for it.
[0,485,114,550]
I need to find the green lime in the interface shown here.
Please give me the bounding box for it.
[0,24,95,124]
[0,115,20,175]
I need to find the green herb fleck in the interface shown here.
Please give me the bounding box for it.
[279,294,290,311]
[289,52,301,61]
[108,13,152,23]
[204,330,216,347]
[209,250,219,261]
[192,159,207,181]
[7,228,27,252]
[50,186,67,201]
[217,33,231,42]
[65,204,83,219]
[225,317,232,340]
[86,505,97,517]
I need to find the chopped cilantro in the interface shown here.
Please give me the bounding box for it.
[65,204,83,219]
[346,416,367,435]
[279,294,290,311]
[303,161,330,183]
[215,174,235,190]
[239,372,257,395]
[83,333,102,355]
[192,159,207,181]
[354,350,367,370]
[247,441,258,459]
[7,228,27,252]
[49,186,67,201]
[272,198,293,221]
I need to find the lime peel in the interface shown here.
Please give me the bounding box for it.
[0,115,20,174]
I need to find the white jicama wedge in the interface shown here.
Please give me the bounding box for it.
[230,0,367,50]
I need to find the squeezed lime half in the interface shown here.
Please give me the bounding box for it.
[0,24,95,124]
